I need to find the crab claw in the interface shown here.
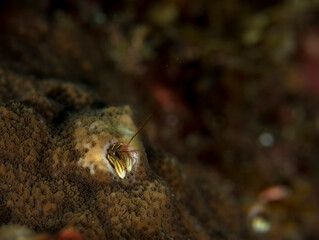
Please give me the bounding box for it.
[126,157,133,172]
[114,160,126,179]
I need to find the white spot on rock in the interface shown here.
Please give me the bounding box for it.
[251,216,271,233]
[258,132,274,147]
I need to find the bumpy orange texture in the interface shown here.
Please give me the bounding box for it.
[0,71,248,239]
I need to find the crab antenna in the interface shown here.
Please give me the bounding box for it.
[117,150,140,153]
[126,112,153,146]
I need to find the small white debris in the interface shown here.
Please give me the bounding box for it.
[94,12,107,25]
[258,132,274,147]
[251,216,271,233]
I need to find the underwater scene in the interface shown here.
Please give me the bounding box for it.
[0,0,319,239]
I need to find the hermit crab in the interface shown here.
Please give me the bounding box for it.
[105,113,152,179]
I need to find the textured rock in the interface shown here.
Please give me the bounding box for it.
[0,72,248,239]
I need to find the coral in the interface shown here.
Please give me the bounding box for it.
[0,72,248,239]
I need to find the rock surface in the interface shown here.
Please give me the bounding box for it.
[0,73,247,239]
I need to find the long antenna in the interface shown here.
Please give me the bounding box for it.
[126,111,153,146]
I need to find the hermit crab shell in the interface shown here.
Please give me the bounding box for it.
[72,106,142,178]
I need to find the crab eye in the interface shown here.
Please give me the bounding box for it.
[114,151,120,158]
